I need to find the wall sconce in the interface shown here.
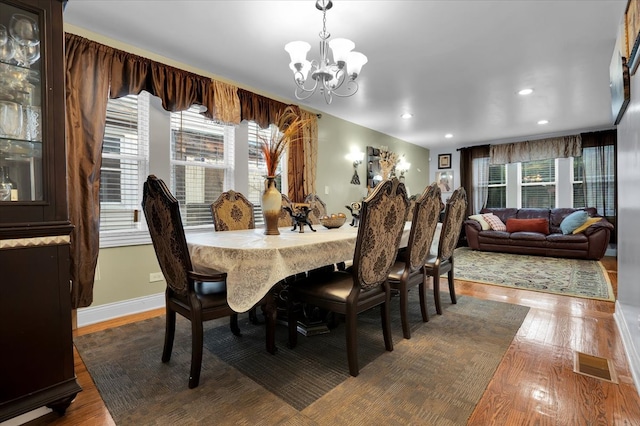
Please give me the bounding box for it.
[347,151,365,185]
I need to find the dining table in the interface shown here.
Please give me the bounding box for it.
[187,222,440,353]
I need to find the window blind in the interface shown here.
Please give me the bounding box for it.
[519,159,556,208]
[100,92,149,233]
[170,107,235,227]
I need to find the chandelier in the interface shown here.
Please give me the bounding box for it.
[284,0,367,104]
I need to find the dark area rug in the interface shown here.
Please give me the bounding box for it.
[74,292,528,424]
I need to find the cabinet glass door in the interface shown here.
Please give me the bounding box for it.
[0,2,42,202]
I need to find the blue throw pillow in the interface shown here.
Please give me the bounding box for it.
[560,210,589,234]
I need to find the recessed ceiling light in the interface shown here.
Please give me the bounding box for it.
[445,133,453,138]
[518,88,534,95]
[537,119,549,125]
[401,113,413,119]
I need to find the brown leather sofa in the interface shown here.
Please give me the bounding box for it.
[464,207,614,260]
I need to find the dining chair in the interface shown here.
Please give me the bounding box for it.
[424,186,468,315]
[278,193,294,227]
[387,183,442,339]
[211,189,263,324]
[287,178,409,376]
[210,190,255,231]
[303,193,327,224]
[142,175,242,389]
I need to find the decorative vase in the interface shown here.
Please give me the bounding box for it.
[262,176,282,235]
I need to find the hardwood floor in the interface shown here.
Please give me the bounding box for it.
[22,256,640,425]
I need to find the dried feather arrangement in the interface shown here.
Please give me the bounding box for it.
[257,106,311,177]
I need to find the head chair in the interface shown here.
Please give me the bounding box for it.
[211,190,255,231]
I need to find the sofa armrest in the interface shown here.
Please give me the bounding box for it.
[464,220,482,249]
[584,218,613,259]
[583,218,614,236]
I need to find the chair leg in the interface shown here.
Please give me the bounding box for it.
[287,292,298,349]
[448,269,457,305]
[381,300,394,352]
[189,318,204,389]
[261,295,278,355]
[345,310,359,377]
[230,313,241,336]
[433,269,442,315]
[248,306,264,325]
[419,272,429,323]
[162,307,176,363]
[399,283,411,339]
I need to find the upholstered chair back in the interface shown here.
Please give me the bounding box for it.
[303,193,327,224]
[142,175,192,297]
[278,193,294,227]
[354,178,409,291]
[437,187,468,261]
[211,190,255,231]
[407,183,442,271]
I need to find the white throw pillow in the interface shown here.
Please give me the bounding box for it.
[469,214,491,230]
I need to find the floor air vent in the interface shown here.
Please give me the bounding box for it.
[573,351,618,383]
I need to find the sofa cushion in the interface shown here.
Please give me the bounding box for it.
[560,210,589,234]
[506,218,550,234]
[481,208,518,224]
[572,217,602,234]
[515,208,550,220]
[482,213,507,231]
[469,214,491,230]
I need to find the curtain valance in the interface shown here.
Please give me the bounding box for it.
[489,135,582,165]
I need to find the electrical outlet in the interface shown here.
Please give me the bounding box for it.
[149,272,164,282]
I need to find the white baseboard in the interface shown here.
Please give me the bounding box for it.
[614,301,640,396]
[0,407,52,426]
[77,293,164,328]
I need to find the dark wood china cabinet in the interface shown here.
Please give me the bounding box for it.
[0,0,81,422]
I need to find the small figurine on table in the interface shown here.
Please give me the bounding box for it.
[283,203,316,233]
[345,201,361,227]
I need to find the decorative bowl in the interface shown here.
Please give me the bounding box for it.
[320,213,347,229]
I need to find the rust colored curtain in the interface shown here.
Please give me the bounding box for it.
[211,80,241,124]
[238,89,287,129]
[65,34,114,308]
[287,109,318,202]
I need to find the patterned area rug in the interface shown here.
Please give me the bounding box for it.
[74,293,528,424]
[454,247,614,301]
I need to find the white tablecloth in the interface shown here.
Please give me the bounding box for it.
[187,222,439,312]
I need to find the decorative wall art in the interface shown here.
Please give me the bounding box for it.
[625,0,640,74]
[438,153,451,169]
[435,170,453,193]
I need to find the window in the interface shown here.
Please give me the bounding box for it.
[572,147,616,215]
[99,92,149,235]
[518,159,556,208]
[247,122,283,226]
[170,107,235,228]
[572,156,585,208]
[486,164,506,208]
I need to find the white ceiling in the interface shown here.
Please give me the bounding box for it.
[63,0,626,150]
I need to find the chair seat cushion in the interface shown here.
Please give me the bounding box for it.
[195,280,230,309]
[387,260,406,282]
[292,271,353,303]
